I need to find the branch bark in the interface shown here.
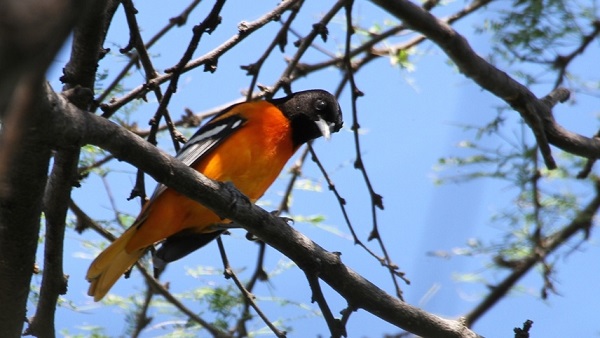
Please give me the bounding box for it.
[24,3,118,336]
[0,1,94,336]
[0,79,52,338]
[24,150,78,338]
[60,0,120,91]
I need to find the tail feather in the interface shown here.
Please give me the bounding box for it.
[86,227,146,301]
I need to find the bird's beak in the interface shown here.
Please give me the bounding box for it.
[314,117,334,140]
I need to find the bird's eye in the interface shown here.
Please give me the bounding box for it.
[314,99,327,111]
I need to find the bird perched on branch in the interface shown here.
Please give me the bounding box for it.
[86,89,343,301]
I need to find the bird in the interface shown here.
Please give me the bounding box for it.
[86,89,343,301]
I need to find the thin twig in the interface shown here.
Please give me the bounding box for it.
[341,0,405,299]
[231,240,268,337]
[307,145,408,283]
[552,20,600,88]
[243,0,304,100]
[96,0,202,113]
[216,237,286,338]
[269,0,347,96]
[305,271,346,338]
[101,0,302,115]
[130,284,154,338]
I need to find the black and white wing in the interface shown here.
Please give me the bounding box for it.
[147,113,247,201]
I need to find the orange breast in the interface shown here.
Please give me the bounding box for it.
[125,102,295,252]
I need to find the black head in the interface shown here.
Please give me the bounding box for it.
[270,89,343,147]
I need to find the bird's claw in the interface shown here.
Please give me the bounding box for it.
[269,210,294,225]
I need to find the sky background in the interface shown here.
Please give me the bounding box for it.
[42,1,600,337]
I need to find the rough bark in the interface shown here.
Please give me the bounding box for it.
[0,0,94,336]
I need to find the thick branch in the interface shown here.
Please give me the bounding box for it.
[27,2,117,335]
[0,79,52,337]
[46,85,480,338]
[25,150,79,338]
[60,0,120,91]
[0,1,94,336]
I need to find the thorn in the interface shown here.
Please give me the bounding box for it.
[368,229,379,241]
[312,23,329,42]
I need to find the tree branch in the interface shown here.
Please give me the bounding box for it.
[305,270,346,338]
[216,238,285,338]
[26,2,116,335]
[0,0,95,336]
[0,78,53,337]
[340,0,407,300]
[24,149,79,338]
[60,0,120,91]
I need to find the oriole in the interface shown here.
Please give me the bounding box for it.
[86,89,343,301]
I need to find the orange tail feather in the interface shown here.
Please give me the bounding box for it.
[86,227,146,301]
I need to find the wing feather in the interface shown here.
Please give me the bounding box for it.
[147,113,247,201]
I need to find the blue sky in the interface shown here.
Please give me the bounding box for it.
[43,1,600,337]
